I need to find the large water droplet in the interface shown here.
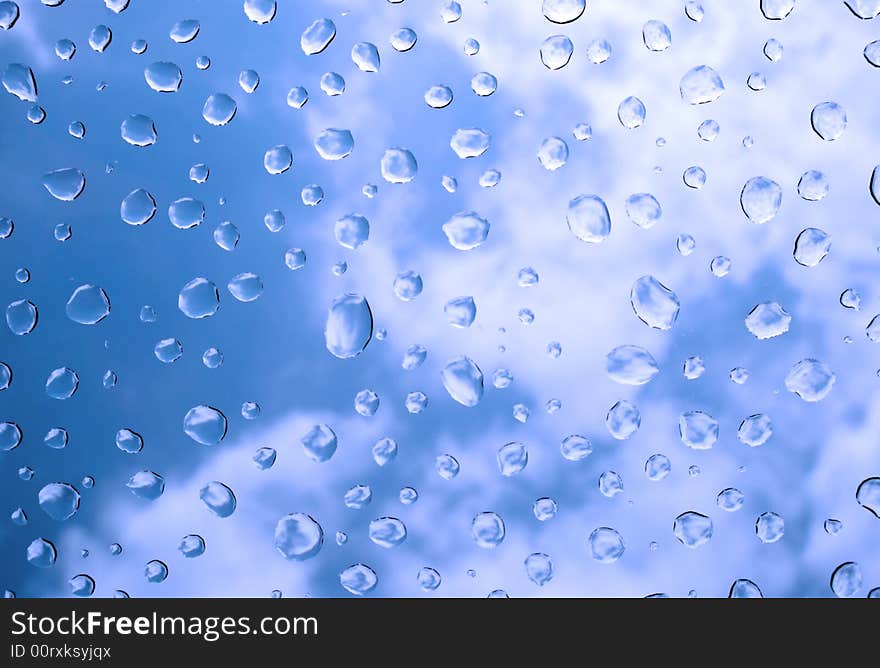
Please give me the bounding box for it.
[444,296,476,327]
[793,227,831,267]
[542,0,585,23]
[755,511,784,543]
[380,148,417,183]
[450,128,490,158]
[673,511,713,548]
[729,579,763,598]
[168,197,205,229]
[324,294,373,359]
[244,0,276,24]
[630,276,680,330]
[745,302,790,339]
[351,42,380,72]
[589,527,625,563]
[38,482,80,520]
[679,65,725,104]
[540,35,573,70]
[145,61,182,92]
[625,193,662,229]
[301,424,338,462]
[761,0,795,20]
[606,345,659,385]
[42,168,85,201]
[567,194,611,243]
[183,405,227,445]
[642,20,671,51]
[811,102,846,141]
[27,538,57,568]
[537,136,569,170]
[200,481,236,517]
[314,128,353,160]
[340,564,378,596]
[442,211,490,250]
[855,477,880,518]
[6,299,38,335]
[618,96,646,129]
[120,188,156,225]
[126,470,164,500]
[120,114,157,147]
[785,358,835,402]
[441,356,484,406]
[738,414,773,447]
[369,517,407,548]
[227,272,263,302]
[679,411,719,450]
[472,512,505,548]
[170,19,200,43]
[0,422,22,451]
[178,277,219,318]
[264,145,292,174]
[497,442,528,476]
[202,93,237,125]
[301,18,336,55]
[740,176,782,224]
[46,367,79,400]
[2,63,36,101]
[830,562,862,598]
[606,400,640,440]
[525,553,554,586]
[274,513,323,560]
[66,284,110,325]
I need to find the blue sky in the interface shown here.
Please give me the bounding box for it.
[1,0,879,598]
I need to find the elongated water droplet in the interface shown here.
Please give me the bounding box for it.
[324,294,372,359]
[441,356,484,406]
[630,275,680,330]
[606,345,659,385]
[200,481,236,517]
[301,18,335,55]
[42,168,85,201]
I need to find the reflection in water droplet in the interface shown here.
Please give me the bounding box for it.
[497,442,528,476]
[244,0,276,24]
[606,400,640,440]
[264,145,292,175]
[830,562,862,598]
[525,553,554,586]
[567,194,611,243]
[115,428,143,454]
[27,538,57,568]
[450,128,490,158]
[6,299,38,335]
[120,114,157,147]
[472,512,505,548]
[301,424,337,462]
[145,560,168,583]
[325,294,372,359]
[369,517,407,548]
[179,534,206,557]
[741,176,782,223]
[441,356,484,406]
[589,527,625,563]
[856,477,880,518]
[717,488,745,512]
[170,19,200,43]
[642,20,671,51]
[761,0,795,20]
[314,128,353,160]
[121,188,156,225]
[227,272,263,302]
[745,302,791,339]
[606,345,659,385]
[542,0,585,23]
[729,579,763,598]
[179,277,220,318]
[69,574,95,597]
[145,61,182,93]
[674,512,713,548]
[381,148,417,183]
[46,367,79,400]
[202,93,237,125]
[301,18,336,55]
[126,470,164,500]
[418,567,441,591]
[618,96,646,129]
[755,511,785,543]
[540,35,573,70]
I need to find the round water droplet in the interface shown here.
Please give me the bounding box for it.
[745,302,791,339]
[179,534,206,557]
[679,411,718,450]
[369,517,407,548]
[755,511,784,543]
[38,482,80,520]
[6,299,37,335]
[567,194,611,243]
[66,284,110,325]
[737,414,773,447]
[126,470,164,500]
[244,0,276,24]
[115,428,143,454]
[27,538,57,568]
[42,168,85,201]
[145,61,182,93]
[497,442,528,476]
[472,512,505,548]
[740,176,782,224]
[263,145,292,175]
[631,275,680,330]
[170,19,200,43]
[391,28,417,52]
[46,367,78,400]
[542,0,585,23]
[380,148,417,183]
[793,227,831,267]
[324,294,372,359]
[785,358,835,402]
[213,221,239,251]
[178,277,220,319]
[340,564,377,596]
[200,481,236,517]
[441,356,484,406]
[729,579,762,598]
[606,345,659,385]
[606,400,640,440]
[540,35,573,70]
[450,127,490,158]
[642,20,671,51]
[717,488,745,511]
[811,102,846,141]
[761,0,795,20]
[618,96,646,129]
[69,574,95,597]
[351,42,380,72]
[674,511,713,548]
[301,424,337,462]
[120,114,157,147]
[120,188,157,225]
[168,197,205,229]
[202,93,237,125]
[537,136,569,170]
[274,513,323,560]
[830,562,862,598]
[227,272,263,302]
[418,567,441,591]
[560,434,592,462]
[589,527,625,563]
[856,477,880,518]
[183,405,227,445]
[525,553,554,586]
[679,65,725,104]
[645,454,671,481]
[144,560,168,583]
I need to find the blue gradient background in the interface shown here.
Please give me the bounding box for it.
[1,0,878,597]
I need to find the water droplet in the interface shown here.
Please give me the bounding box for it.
[120,189,157,225]
[6,299,37,335]
[301,18,336,55]
[856,477,880,518]
[441,1,462,22]
[46,367,79,400]
[524,553,554,586]
[0,2,19,30]
[645,454,671,481]
[227,272,263,302]
[450,127,490,158]
[755,511,784,543]
[213,221,239,251]
[625,193,662,229]
[301,424,337,462]
[643,20,671,51]
[253,447,276,470]
[115,428,143,454]
[737,413,773,447]
[340,564,377,595]
[589,527,625,563]
[324,294,373,359]
[761,0,795,19]
[263,145,292,174]
[435,454,460,479]
[567,194,611,243]
[69,574,95,597]
[244,0,276,24]
[120,114,157,147]
[179,534,206,557]
[472,512,505,548]
[586,38,612,64]
[606,400,640,440]
[381,148,417,183]
[828,562,862,598]
[369,517,407,548]
[785,358,835,402]
[178,277,220,318]
[560,434,592,462]
[202,93,238,126]
[145,61,182,92]
[679,65,725,104]
[679,411,718,450]
[440,356,484,406]
[418,567,441,591]
[65,284,110,325]
[537,136,569,170]
[170,19,200,44]
[793,227,831,267]
[811,101,846,141]
[599,470,624,498]
[26,538,57,568]
[673,512,713,548]
[126,470,164,500]
[38,482,80,521]
[42,168,85,201]
[540,35,573,70]
[168,197,205,230]
[745,302,791,339]
[464,37,479,55]
[630,276,680,330]
[497,442,528,476]
[606,345,659,385]
[444,296,477,328]
[391,28,417,52]
[402,344,427,370]
[199,481,236,517]
[542,0,585,23]
[618,96,646,129]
